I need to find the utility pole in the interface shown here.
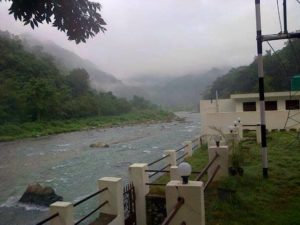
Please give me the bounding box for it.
[255,0,300,179]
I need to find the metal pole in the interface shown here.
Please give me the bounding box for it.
[255,0,268,178]
[283,0,287,34]
[216,90,219,112]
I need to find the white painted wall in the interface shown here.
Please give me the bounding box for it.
[200,93,300,136]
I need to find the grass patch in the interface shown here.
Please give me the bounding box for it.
[206,130,300,225]
[0,110,175,142]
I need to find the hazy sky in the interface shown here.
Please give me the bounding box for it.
[0,1,299,79]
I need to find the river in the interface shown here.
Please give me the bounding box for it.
[0,112,200,225]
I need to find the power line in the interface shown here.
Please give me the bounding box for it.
[276,0,283,32]
[288,39,300,73]
[266,41,289,77]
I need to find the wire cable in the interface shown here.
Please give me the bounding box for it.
[276,0,283,33]
[288,39,300,73]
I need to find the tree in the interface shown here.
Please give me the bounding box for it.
[1,0,106,43]
[65,68,90,97]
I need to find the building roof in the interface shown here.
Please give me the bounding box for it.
[230,91,300,100]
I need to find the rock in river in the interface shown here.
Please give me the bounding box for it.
[19,183,63,206]
[89,142,110,148]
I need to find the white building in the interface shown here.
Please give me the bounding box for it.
[200,91,300,135]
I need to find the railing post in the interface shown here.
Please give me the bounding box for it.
[166,180,205,225]
[183,141,192,158]
[238,124,243,140]
[50,202,74,225]
[208,146,229,181]
[129,163,149,225]
[164,150,177,166]
[170,166,180,181]
[256,125,261,144]
[98,177,124,225]
[195,135,201,148]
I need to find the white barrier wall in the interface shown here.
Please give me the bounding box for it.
[200,92,300,136]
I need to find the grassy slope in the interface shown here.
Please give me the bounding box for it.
[0,110,174,142]
[150,131,300,225]
[206,131,300,225]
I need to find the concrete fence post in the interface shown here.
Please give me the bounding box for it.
[194,135,201,149]
[233,127,240,144]
[128,163,149,225]
[256,125,261,144]
[50,202,74,225]
[208,146,229,181]
[166,180,205,225]
[98,177,124,225]
[238,124,243,140]
[183,141,193,158]
[170,166,180,181]
[164,150,177,166]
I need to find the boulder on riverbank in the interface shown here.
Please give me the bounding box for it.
[19,183,63,206]
[89,142,110,148]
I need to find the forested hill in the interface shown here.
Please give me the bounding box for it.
[21,33,121,91]
[0,31,158,125]
[204,39,300,99]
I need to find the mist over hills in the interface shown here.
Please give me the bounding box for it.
[21,33,122,91]
[120,68,228,110]
[204,39,300,99]
[7,32,227,110]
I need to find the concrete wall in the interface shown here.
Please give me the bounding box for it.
[201,110,300,135]
[200,99,235,136]
[200,93,300,136]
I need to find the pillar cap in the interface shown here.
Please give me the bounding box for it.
[167,180,203,187]
[129,163,148,168]
[50,201,72,207]
[99,177,122,182]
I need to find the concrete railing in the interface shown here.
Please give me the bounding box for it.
[35,135,205,225]
[36,177,124,225]
[163,143,229,225]
[128,136,202,225]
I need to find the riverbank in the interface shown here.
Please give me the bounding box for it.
[0,110,175,142]
[0,112,200,225]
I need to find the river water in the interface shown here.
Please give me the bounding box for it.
[0,112,200,225]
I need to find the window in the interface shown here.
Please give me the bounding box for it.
[265,101,277,111]
[286,100,300,110]
[243,102,256,111]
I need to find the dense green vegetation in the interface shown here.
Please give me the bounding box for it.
[205,39,300,98]
[150,131,300,225]
[0,31,173,141]
[0,110,173,141]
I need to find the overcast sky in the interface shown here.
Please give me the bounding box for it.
[0,1,299,79]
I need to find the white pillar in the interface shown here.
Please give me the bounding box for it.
[233,126,240,144]
[256,125,261,144]
[164,150,176,166]
[238,124,243,140]
[183,141,192,158]
[50,202,74,225]
[128,163,149,225]
[166,180,205,225]
[198,135,202,148]
[194,136,201,149]
[98,177,124,225]
[170,166,180,181]
[208,146,229,181]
